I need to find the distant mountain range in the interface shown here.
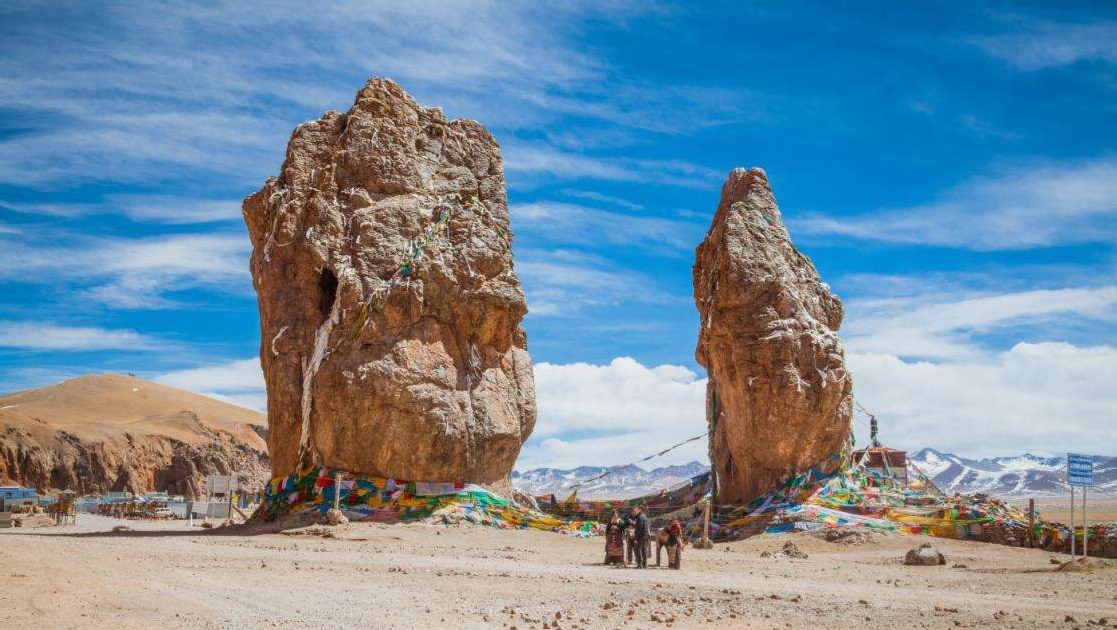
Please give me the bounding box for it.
[513,450,1117,499]
[512,461,709,499]
[908,449,1117,496]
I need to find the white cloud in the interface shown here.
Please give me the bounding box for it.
[0,2,749,190]
[792,159,1117,250]
[109,195,243,224]
[0,321,159,351]
[558,189,645,211]
[514,202,704,252]
[515,249,683,317]
[849,342,1117,458]
[0,232,250,309]
[155,358,266,412]
[504,143,722,189]
[971,20,1117,71]
[152,354,710,469]
[845,285,1117,360]
[517,357,709,470]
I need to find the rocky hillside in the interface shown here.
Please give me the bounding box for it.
[910,448,1117,496]
[0,373,269,497]
[513,461,708,499]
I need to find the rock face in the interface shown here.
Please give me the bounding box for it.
[0,374,269,496]
[243,78,535,489]
[694,168,852,504]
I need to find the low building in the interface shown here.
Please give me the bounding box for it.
[1,486,39,512]
[852,416,909,486]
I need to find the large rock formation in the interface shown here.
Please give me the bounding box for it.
[243,79,535,489]
[694,168,852,504]
[0,374,269,496]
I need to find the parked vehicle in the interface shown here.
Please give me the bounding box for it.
[153,507,175,519]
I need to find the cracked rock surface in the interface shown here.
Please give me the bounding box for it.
[694,168,852,504]
[243,78,535,489]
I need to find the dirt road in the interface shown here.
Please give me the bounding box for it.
[1,515,1114,629]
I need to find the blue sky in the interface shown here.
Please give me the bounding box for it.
[1,2,1115,469]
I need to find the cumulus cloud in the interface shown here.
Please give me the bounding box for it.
[849,342,1117,458]
[517,357,708,470]
[792,159,1117,250]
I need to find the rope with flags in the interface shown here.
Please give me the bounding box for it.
[564,433,707,491]
[349,193,474,335]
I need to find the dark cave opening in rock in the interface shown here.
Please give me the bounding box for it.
[317,267,338,319]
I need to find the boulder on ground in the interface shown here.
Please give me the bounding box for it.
[243,78,536,490]
[761,540,808,559]
[904,542,946,566]
[694,168,852,504]
[325,508,349,526]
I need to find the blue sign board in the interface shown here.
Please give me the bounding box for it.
[1068,453,1094,487]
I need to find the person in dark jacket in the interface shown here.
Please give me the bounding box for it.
[633,505,650,568]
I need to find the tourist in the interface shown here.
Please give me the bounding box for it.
[625,509,638,565]
[604,511,625,565]
[666,517,684,569]
[633,505,650,568]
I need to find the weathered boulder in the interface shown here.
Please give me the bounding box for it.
[904,543,946,566]
[243,78,536,489]
[694,168,852,504]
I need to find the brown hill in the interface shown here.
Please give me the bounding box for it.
[0,373,269,497]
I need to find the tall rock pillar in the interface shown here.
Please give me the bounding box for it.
[694,168,852,504]
[243,79,536,489]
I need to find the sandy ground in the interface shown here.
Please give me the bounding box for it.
[2,514,1115,630]
[1018,498,1117,525]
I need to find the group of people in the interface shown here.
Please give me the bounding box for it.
[603,505,685,570]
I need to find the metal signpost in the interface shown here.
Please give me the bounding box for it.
[1067,453,1094,558]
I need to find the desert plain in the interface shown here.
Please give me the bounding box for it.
[1,514,1114,630]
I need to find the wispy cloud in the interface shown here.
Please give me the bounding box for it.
[0,320,160,351]
[792,158,1117,250]
[971,19,1117,71]
[3,195,242,224]
[515,202,705,253]
[845,285,1117,360]
[0,2,747,191]
[504,143,723,189]
[516,249,680,317]
[558,189,644,211]
[0,231,250,309]
[155,358,265,412]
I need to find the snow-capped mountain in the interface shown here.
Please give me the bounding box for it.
[515,451,1117,500]
[512,461,709,499]
[909,449,1117,496]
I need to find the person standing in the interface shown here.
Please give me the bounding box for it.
[604,511,626,566]
[633,505,650,568]
[665,517,684,569]
[625,508,638,565]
